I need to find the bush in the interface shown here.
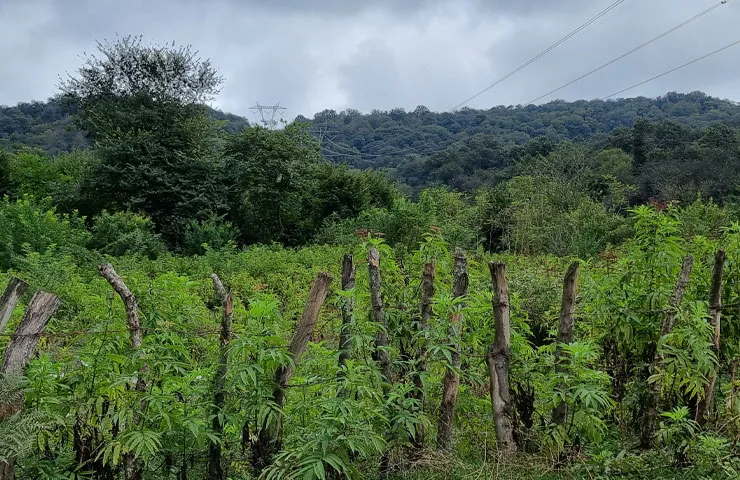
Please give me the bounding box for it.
[0,196,90,270]
[181,216,239,255]
[89,210,166,258]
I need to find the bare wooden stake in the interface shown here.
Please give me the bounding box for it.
[338,254,356,372]
[552,261,580,426]
[207,274,233,480]
[411,261,435,450]
[251,272,333,471]
[696,250,726,424]
[1,290,60,480]
[487,262,516,453]
[640,254,693,449]
[0,277,29,335]
[368,248,391,388]
[437,249,468,451]
[97,263,145,480]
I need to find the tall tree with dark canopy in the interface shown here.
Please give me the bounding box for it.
[59,35,226,245]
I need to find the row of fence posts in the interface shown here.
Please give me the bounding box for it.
[0,247,728,479]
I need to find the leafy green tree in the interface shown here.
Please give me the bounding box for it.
[59,35,226,244]
[224,124,322,245]
[89,210,166,258]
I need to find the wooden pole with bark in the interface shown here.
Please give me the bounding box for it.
[411,261,435,450]
[338,254,356,372]
[1,290,60,480]
[551,262,580,426]
[486,262,516,453]
[368,248,391,389]
[207,274,233,480]
[640,254,693,449]
[437,249,469,451]
[98,264,145,480]
[696,250,726,424]
[251,272,332,471]
[0,278,29,335]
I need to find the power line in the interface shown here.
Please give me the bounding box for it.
[602,38,740,100]
[450,0,626,111]
[525,0,731,105]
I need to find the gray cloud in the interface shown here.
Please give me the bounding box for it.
[1,0,738,121]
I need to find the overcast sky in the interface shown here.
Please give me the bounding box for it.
[1,0,739,120]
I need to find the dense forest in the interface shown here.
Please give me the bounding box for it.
[3,36,740,479]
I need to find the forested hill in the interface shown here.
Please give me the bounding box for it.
[3,91,739,160]
[298,91,740,168]
[0,98,249,154]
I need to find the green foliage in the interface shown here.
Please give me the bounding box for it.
[181,216,239,255]
[89,210,166,258]
[0,196,90,269]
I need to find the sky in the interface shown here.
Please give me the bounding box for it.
[1,0,739,121]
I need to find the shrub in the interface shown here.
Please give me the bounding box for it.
[181,216,239,255]
[89,210,166,258]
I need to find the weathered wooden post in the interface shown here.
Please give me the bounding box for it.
[98,263,145,480]
[411,261,435,450]
[1,289,60,480]
[207,274,233,480]
[437,249,468,451]
[487,262,516,453]
[552,262,580,426]
[0,278,29,335]
[368,248,391,388]
[251,272,332,471]
[338,254,356,372]
[641,254,693,449]
[696,250,726,423]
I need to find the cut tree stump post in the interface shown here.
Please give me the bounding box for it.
[338,254,356,372]
[98,263,145,480]
[368,248,391,389]
[640,254,693,449]
[207,274,233,480]
[552,261,580,426]
[487,262,516,453]
[1,290,60,480]
[251,272,332,472]
[411,261,435,450]
[696,250,726,424]
[0,277,29,335]
[437,248,468,451]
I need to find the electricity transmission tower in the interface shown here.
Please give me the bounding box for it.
[249,102,287,129]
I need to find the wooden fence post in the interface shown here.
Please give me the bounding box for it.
[487,262,516,453]
[410,261,435,451]
[368,248,391,389]
[437,249,468,451]
[696,250,726,424]
[98,264,145,480]
[207,274,233,480]
[640,254,693,449]
[1,290,60,480]
[552,262,580,426]
[338,254,356,372]
[0,278,29,335]
[251,272,332,472]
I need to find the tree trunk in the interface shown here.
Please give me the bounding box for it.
[696,250,726,424]
[368,248,391,388]
[207,274,233,480]
[640,254,693,449]
[98,263,145,480]
[0,278,29,335]
[251,272,332,472]
[338,254,355,372]
[410,262,435,450]
[486,262,516,453]
[437,249,468,451]
[1,290,60,480]
[551,262,580,426]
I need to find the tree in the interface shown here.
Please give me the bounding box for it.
[58,35,226,245]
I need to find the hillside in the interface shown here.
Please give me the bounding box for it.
[3,91,740,161]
